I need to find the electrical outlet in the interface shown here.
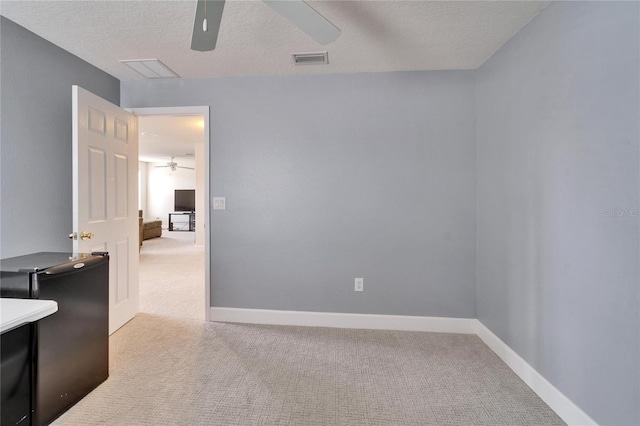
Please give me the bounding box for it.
[355,278,364,292]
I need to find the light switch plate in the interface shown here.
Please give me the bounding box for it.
[213,197,226,210]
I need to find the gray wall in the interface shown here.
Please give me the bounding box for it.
[0,17,120,259]
[122,71,477,317]
[5,3,634,423]
[475,2,639,425]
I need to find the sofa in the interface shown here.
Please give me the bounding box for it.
[143,221,162,240]
[139,211,143,247]
[139,210,162,242]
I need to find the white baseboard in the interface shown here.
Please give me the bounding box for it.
[475,322,597,426]
[210,307,477,334]
[209,307,596,426]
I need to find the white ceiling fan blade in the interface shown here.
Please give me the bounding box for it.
[191,0,226,52]
[263,0,341,45]
[177,166,196,170]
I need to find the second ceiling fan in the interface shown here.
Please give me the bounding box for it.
[190,0,341,52]
[155,157,195,172]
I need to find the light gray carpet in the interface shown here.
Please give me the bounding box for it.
[138,231,205,321]
[53,232,564,426]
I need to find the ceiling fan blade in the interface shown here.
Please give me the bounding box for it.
[177,166,196,170]
[191,0,226,52]
[263,0,341,45]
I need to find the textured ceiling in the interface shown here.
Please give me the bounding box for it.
[0,0,549,81]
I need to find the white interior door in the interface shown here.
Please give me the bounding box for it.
[72,85,139,335]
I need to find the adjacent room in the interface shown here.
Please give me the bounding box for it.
[138,114,206,319]
[0,1,638,426]
[138,115,205,242]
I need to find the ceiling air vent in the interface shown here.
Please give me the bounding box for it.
[292,51,329,66]
[120,59,180,79]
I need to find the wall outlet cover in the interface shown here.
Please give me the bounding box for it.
[213,197,226,210]
[355,278,364,292]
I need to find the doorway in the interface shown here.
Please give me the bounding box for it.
[130,106,211,321]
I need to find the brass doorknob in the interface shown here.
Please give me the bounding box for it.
[80,231,94,240]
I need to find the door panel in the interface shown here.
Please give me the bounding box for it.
[114,154,128,219]
[88,107,106,135]
[73,86,139,334]
[88,148,107,221]
[114,118,129,142]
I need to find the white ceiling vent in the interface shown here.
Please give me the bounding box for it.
[292,51,329,66]
[120,59,180,79]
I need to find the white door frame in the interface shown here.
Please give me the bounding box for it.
[128,106,211,322]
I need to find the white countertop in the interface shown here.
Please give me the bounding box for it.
[1,299,58,333]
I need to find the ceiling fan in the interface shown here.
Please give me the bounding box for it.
[154,157,195,172]
[191,0,341,52]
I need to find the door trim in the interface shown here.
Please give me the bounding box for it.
[127,106,211,322]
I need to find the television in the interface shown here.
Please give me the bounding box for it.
[174,189,195,212]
